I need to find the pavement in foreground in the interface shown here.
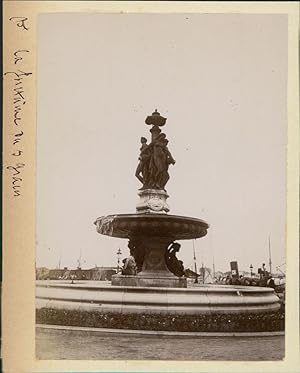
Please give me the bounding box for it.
[36,327,284,360]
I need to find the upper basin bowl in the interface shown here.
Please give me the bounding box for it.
[94,213,209,240]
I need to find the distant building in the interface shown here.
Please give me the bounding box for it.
[36,266,117,281]
[62,267,117,281]
[36,267,50,280]
[89,266,117,281]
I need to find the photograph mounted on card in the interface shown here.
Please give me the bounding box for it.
[2,2,299,373]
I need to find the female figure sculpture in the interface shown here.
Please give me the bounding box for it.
[165,242,185,277]
[135,137,151,189]
[136,132,175,191]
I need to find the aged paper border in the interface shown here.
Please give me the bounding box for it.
[3,1,299,372]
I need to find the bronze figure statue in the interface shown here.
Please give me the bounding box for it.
[135,110,175,191]
[165,242,185,277]
[148,133,175,190]
[135,137,151,189]
[121,254,137,275]
[128,238,145,273]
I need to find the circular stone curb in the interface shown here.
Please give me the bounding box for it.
[36,324,285,338]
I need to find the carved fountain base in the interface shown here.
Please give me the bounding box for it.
[94,213,209,242]
[95,213,209,288]
[112,237,187,288]
[112,274,186,288]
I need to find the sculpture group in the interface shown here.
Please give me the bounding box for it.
[121,239,185,278]
[135,110,175,191]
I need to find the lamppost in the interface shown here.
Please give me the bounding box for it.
[192,240,198,284]
[117,248,122,271]
[250,264,253,277]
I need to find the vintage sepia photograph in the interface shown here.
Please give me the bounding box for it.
[33,12,289,361]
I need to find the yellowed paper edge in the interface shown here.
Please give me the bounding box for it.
[3,1,299,372]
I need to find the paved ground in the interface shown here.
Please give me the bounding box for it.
[36,327,284,360]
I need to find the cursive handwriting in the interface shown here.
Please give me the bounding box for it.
[6,163,25,197]
[14,49,29,64]
[13,130,24,145]
[4,70,32,127]
[5,16,32,197]
[9,17,29,31]
[4,67,31,196]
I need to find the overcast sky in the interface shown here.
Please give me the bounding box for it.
[37,13,287,274]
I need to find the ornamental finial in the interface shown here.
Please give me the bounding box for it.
[145,109,166,127]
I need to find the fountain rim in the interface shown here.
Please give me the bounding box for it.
[36,281,275,294]
[94,213,209,228]
[94,212,209,240]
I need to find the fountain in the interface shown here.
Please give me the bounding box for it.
[36,110,283,333]
[95,109,208,288]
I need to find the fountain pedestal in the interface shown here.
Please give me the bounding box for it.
[111,236,187,288]
[136,189,170,214]
[95,213,208,288]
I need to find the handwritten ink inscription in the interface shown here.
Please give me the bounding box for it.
[5,17,31,197]
[14,50,29,64]
[9,17,29,31]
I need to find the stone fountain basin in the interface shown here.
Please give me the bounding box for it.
[94,213,209,240]
[36,281,282,332]
[36,282,280,315]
